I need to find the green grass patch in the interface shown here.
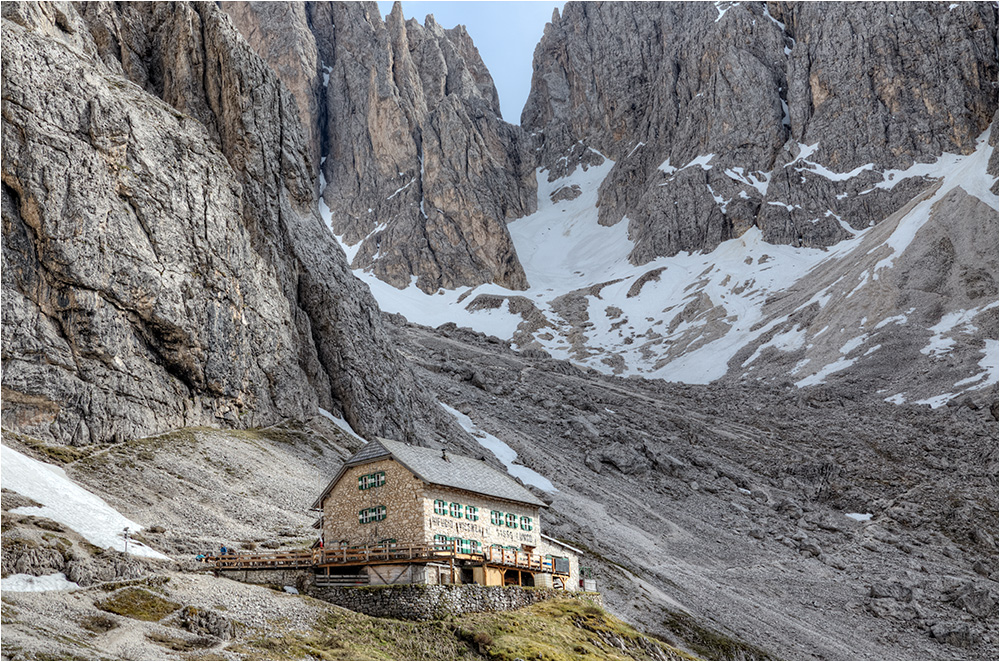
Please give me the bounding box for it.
[463,598,692,661]
[96,588,181,622]
[146,632,215,652]
[234,597,690,661]
[98,576,170,593]
[78,613,119,634]
[663,610,771,660]
[2,431,93,465]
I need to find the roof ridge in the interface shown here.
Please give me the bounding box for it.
[312,437,548,510]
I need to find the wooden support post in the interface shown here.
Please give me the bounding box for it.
[450,556,456,585]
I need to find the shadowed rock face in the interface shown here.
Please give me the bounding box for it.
[523,1,998,262]
[1,1,425,444]
[224,1,534,294]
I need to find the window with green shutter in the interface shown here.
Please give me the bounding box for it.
[358,471,386,490]
[491,510,503,526]
[465,506,479,521]
[358,505,387,524]
[449,502,464,518]
[505,513,517,528]
[520,516,533,531]
[434,499,447,515]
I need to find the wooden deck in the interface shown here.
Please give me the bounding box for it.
[207,541,566,575]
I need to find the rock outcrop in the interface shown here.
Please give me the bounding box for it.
[224,1,535,293]
[1,1,425,444]
[315,2,535,293]
[523,1,999,262]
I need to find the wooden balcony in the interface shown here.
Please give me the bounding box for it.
[206,540,567,576]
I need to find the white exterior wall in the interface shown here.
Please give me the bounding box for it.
[421,484,541,551]
[536,537,581,591]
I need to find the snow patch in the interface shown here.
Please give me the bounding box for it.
[1,573,80,593]
[318,408,367,443]
[871,126,998,275]
[659,153,715,177]
[915,393,956,409]
[724,167,769,195]
[795,357,857,387]
[440,404,556,493]
[1,445,169,559]
[386,178,415,200]
[741,326,806,368]
[845,513,872,522]
[953,339,999,390]
[839,335,867,355]
[920,305,995,357]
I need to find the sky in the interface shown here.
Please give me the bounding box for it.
[375,1,564,123]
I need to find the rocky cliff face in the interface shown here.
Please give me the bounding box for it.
[523,1,998,263]
[224,1,535,294]
[1,1,426,445]
[316,2,535,293]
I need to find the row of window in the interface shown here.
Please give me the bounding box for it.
[433,535,482,554]
[358,505,386,523]
[357,471,386,490]
[431,539,547,557]
[433,500,480,521]
[490,510,533,531]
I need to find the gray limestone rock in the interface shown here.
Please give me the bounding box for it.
[523,2,998,261]
[303,1,535,293]
[176,605,235,640]
[1,1,428,444]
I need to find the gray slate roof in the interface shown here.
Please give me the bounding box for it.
[311,438,546,509]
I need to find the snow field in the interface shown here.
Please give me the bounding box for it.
[319,126,997,394]
[0,573,80,593]
[1,445,169,560]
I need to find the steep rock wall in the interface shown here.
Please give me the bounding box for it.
[224,1,535,294]
[1,1,425,444]
[523,1,998,262]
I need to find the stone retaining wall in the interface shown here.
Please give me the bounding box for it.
[303,580,602,621]
[216,568,308,587]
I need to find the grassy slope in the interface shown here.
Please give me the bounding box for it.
[235,597,695,661]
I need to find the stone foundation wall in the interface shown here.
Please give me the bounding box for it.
[301,581,602,621]
[216,568,308,587]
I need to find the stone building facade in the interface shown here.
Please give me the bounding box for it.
[311,438,577,589]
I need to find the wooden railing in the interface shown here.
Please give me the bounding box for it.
[207,540,566,575]
[482,546,554,573]
[209,550,315,569]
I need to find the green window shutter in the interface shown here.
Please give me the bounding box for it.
[358,476,365,490]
